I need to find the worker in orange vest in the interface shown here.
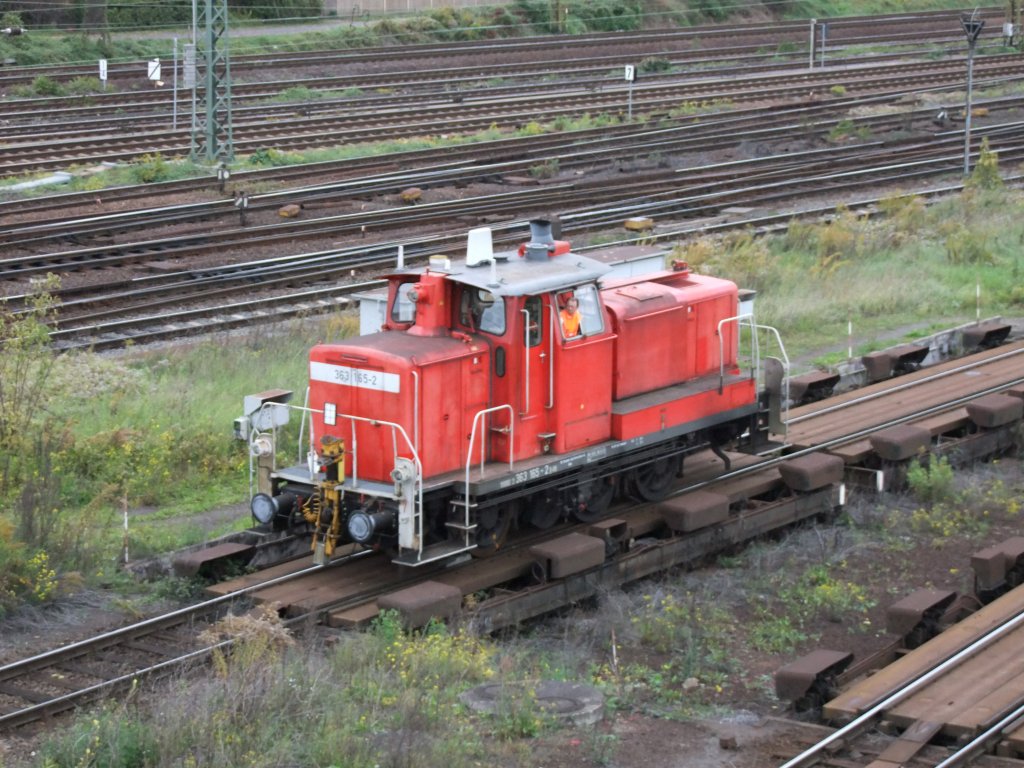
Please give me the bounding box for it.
[560,296,582,338]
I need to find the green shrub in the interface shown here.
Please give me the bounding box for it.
[944,225,993,265]
[827,118,870,143]
[247,147,300,167]
[66,76,104,95]
[967,138,1003,191]
[31,75,64,96]
[639,56,672,73]
[529,158,559,178]
[907,456,955,506]
[0,522,58,616]
[130,153,172,184]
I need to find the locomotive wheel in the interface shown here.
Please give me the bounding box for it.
[572,475,617,523]
[472,500,517,555]
[525,491,562,529]
[629,455,681,501]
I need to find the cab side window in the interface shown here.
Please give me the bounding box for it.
[460,287,505,335]
[524,296,542,347]
[558,284,603,340]
[391,282,417,324]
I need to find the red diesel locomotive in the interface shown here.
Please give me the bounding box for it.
[240,220,786,566]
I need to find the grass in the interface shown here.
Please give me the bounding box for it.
[673,184,1024,361]
[0,111,607,192]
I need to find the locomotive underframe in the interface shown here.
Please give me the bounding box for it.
[263,399,767,565]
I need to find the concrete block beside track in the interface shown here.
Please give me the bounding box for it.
[378,580,462,628]
[862,351,894,382]
[870,424,932,462]
[657,491,730,532]
[972,537,1024,593]
[778,453,845,492]
[966,393,1024,428]
[531,533,605,579]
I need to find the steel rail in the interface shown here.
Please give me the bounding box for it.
[779,604,1024,768]
[4,51,1018,132]
[0,41,997,130]
[0,547,379,730]
[4,70,1021,222]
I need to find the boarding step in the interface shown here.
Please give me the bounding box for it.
[392,540,477,567]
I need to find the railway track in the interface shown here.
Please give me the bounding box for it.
[0,8,1004,92]
[4,115,1022,350]
[774,570,1024,768]
[8,84,1023,241]
[2,48,1022,175]
[2,336,1021,733]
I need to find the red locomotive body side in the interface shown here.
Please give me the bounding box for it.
[601,269,749,441]
[602,270,740,399]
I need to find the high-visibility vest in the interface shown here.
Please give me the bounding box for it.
[560,308,581,337]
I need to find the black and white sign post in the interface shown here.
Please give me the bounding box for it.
[234,191,249,226]
[218,163,231,193]
[147,58,161,86]
[624,64,636,121]
[98,58,107,91]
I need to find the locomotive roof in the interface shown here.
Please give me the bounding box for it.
[400,247,612,297]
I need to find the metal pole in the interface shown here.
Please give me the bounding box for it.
[819,23,827,68]
[961,13,985,176]
[190,0,197,158]
[627,81,633,121]
[964,37,976,176]
[172,37,178,130]
[809,18,816,68]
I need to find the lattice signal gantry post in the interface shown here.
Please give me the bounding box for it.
[961,12,985,176]
[190,0,234,164]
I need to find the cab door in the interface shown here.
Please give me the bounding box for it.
[512,294,554,460]
[552,285,613,453]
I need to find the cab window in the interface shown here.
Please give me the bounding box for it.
[557,284,603,340]
[391,282,417,324]
[459,287,505,335]
[524,296,542,347]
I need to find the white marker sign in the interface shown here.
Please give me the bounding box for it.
[311,361,400,393]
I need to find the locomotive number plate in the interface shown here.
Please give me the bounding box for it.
[311,361,400,393]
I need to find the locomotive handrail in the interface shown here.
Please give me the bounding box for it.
[412,370,420,454]
[716,313,756,392]
[333,411,425,553]
[521,308,531,415]
[716,315,786,393]
[465,404,515,483]
[297,386,311,467]
[546,303,556,409]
